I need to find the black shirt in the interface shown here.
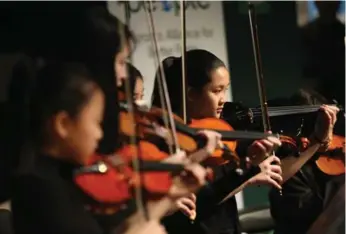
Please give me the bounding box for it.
[269,160,345,234]
[163,161,261,234]
[11,155,104,234]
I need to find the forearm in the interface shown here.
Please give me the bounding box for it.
[281,138,321,183]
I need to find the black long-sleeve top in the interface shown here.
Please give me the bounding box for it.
[11,155,105,234]
[162,160,261,234]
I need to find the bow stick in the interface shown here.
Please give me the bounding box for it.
[247,2,282,195]
[180,0,188,124]
[144,0,181,155]
[120,1,148,220]
[178,0,197,223]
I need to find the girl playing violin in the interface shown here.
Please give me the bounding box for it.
[10,61,107,234]
[152,49,283,234]
[94,9,225,233]
[5,6,171,234]
[269,89,342,234]
[128,63,144,101]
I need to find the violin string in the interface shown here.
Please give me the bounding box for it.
[253,107,321,115]
[144,0,180,154]
[233,106,324,119]
[252,105,322,110]
[119,5,147,220]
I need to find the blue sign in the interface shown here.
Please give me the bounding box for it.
[307,0,345,22]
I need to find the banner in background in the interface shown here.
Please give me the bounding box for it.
[107,1,232,104]
[107,1,243,209]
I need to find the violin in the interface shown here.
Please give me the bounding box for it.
[119,100,279,162]
[221,101,341,125]
[74,131,231,216]
[224,101,345,176]
[315,135,345,176]
[189,118,238,166]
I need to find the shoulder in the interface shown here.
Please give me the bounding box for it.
[12,172,103,234]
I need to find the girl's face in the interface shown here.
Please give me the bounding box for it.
[115,44,130,87]
[133,77,144,101]
[188,66,230,119]
[55,88,105,165]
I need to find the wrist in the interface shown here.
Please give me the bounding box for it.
[309,134,330,152]
[245,177,253,186]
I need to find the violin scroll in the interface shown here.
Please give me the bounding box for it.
[221,102,254,130]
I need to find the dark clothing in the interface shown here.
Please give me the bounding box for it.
[11,155,104,234]
[163,161,261,234]
[0,209,13,234]
[301,18,345,106]
[269,160,345,234]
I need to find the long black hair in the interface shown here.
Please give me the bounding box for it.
[151,49,225,116]
[0,5,135,201]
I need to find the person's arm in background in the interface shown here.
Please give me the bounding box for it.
[280,105,338,183]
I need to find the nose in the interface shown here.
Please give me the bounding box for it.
[97,128,104,142]
[219,95,225,106]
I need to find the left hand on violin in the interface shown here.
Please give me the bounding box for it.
[246,135,282,165]
[313,105,339,151]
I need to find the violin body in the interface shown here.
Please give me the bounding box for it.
[189,118,239,166]
[74,154,133,214]
[315,135,345,176]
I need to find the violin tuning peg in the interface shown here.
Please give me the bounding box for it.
[97,162,108,173]
[235,168,244,176]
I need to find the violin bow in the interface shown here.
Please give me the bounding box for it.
[247,2,270,132]
[179,0,197,223]
[247,2,282,195]
[180,0,188,124]
[120,2,148,220]
[144,0,181,155]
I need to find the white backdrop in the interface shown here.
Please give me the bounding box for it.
[107,1,232,104]
[107,0,244,210]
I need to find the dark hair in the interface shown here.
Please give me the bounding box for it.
[32,6,135,155]
[128,63,143,81]
[151,49,225,114]
[0,59,98,199]
[4,4,135,63]
[290,88,329,106]
[127,63,143,93]
[314,1,340,16]
[29,62,98,143]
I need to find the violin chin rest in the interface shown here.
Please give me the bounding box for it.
[238,205,275,233]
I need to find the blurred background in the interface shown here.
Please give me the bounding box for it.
[0,1,344,234]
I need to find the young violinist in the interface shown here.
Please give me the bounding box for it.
[103,10,226,233]
[152,49,283,234]
[128,63,144,101]
[10,62,107,234]
[269,89,342,234]
[4,6,169,234]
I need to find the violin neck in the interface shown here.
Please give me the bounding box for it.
[250,104,338,117]
[214,130,272,141]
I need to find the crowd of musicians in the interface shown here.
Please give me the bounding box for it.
[0,2,344,234]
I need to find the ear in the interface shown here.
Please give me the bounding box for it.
[53,111,72,139]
